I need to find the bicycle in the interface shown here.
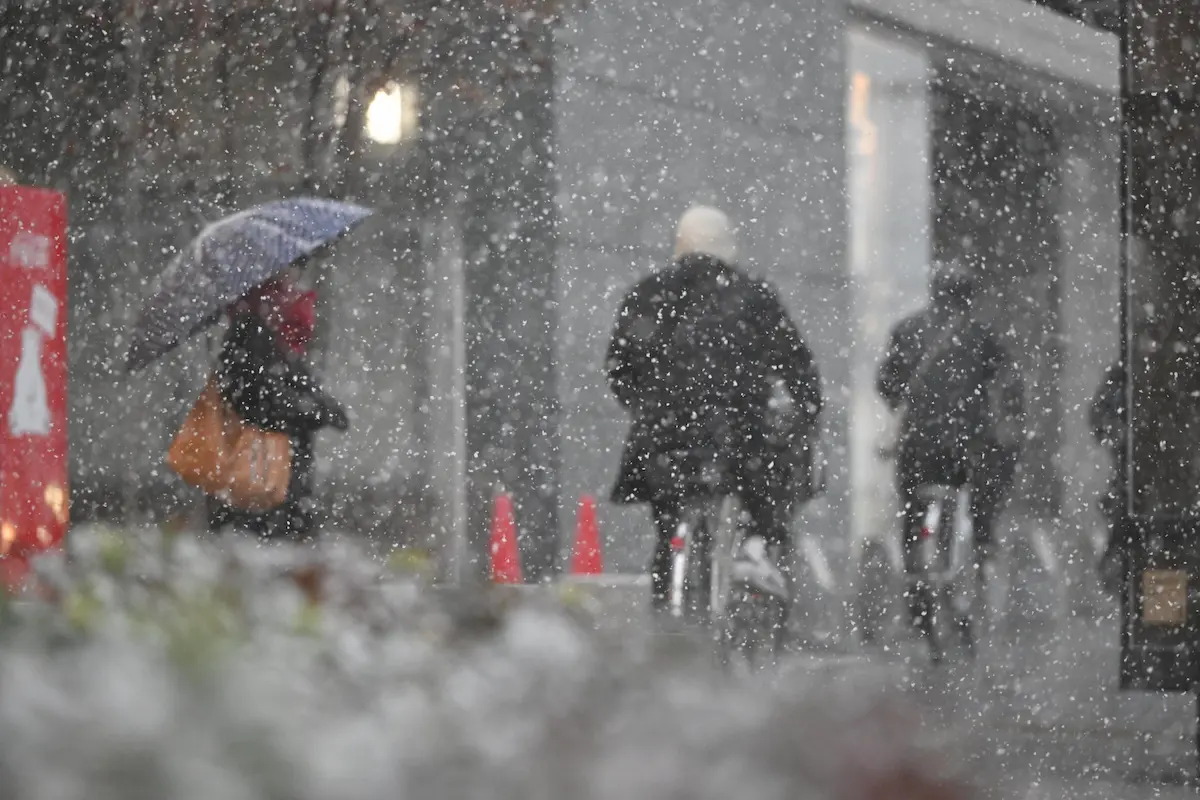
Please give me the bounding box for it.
[719,527,791,672]
[909,482,986,664]
[650,448,729,630]
[869,427,986,662]
[649,448,791,669]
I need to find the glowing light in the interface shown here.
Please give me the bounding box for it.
[44,484,67,524]
[365,82,420,145]
[0,523,15,556]
[848,71,877,158]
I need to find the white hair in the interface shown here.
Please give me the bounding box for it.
[674,205,738,264]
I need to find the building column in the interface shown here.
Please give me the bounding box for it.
[1124,0,1200,518]
[423,10,561,583]
[1120,0,1200,690]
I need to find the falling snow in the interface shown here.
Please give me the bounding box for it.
[0,0,1195,798]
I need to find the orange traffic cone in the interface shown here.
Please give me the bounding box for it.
[570,495,604,575]
[489,492,523,584]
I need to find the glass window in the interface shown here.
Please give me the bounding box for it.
[845,28,931,546]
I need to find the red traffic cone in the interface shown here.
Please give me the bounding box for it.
[489,493,523,584]
[570,495,604,575]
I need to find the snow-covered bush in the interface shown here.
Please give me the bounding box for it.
[0,526,970,800]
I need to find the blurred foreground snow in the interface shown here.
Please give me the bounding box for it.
[0,526,971,800]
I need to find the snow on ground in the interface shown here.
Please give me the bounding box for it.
[0,525,973,800]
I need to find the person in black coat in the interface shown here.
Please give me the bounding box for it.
[207,275,348,541]
[606,206,823,609]
[1090,359,1126,593]
[876,260,1023,634]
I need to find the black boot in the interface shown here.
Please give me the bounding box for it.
[1098,544,1122,598]
[650,541,672,613]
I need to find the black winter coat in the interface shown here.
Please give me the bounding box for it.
[1090,360,1125,522]
[1090,360,1124,453]
[208,312,345,538]
[606,255,822,504]
[877,305,1022,461]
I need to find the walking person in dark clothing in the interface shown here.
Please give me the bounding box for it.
[207,271,348,541]
[606,206,824,610]
[876,259,1024,643]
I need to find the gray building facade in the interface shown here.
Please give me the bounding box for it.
[554,0,1122,585]
[553,0,848,572]
[0,0,1120,585]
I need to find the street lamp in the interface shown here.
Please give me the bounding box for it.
[365,81,420,145]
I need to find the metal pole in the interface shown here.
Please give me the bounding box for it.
[426,206,468,584]
[1117,0,1132,520]
[121,0,145,525]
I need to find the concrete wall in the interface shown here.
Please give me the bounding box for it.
[553,1,850,572]
[1055,107,1120,556]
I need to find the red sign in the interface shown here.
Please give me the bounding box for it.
[0,187,68,574]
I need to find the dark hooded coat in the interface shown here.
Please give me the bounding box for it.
[876,305,1023,474]
[207,311,347,538]
[1090,360,1125,523]
[606,254,822,504]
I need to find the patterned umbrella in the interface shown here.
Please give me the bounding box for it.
[125,197,373,372]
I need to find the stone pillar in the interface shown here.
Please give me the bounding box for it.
[1124,0,1200,518]
[1120,0,1200,691]
[424,10,561,583]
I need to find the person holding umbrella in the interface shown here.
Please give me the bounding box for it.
[207,268,348,539]
[126,197,372,541]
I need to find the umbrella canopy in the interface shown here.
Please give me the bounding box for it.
[125,197,373,372]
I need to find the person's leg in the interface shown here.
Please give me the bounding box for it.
[1098,471,1128,594]
[897,453,927,582]
[737,456,794,581]
[286,499,318,543]
[205,494,228,533]
[284,437,318,543]
[969,439,1017,561]
[737,452,785,538]
[210,499,271,539]
[725,459,792,654]
[254,506,289,542]
[649,496,680,611]
[273,487,316,543]
[207,496,265,536]
[897,452,933,638]
[1100,470,1130,549]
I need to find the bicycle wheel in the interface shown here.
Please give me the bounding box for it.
[725,588,789,669]
[912,514,941,661]
[719,539,789,672]
[967,556,988,651]
[939,506,972,660]
[721,586,758,671]
[709,497,741,624]
[935,493,979,661]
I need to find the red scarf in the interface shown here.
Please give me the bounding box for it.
[241,278,317,356]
